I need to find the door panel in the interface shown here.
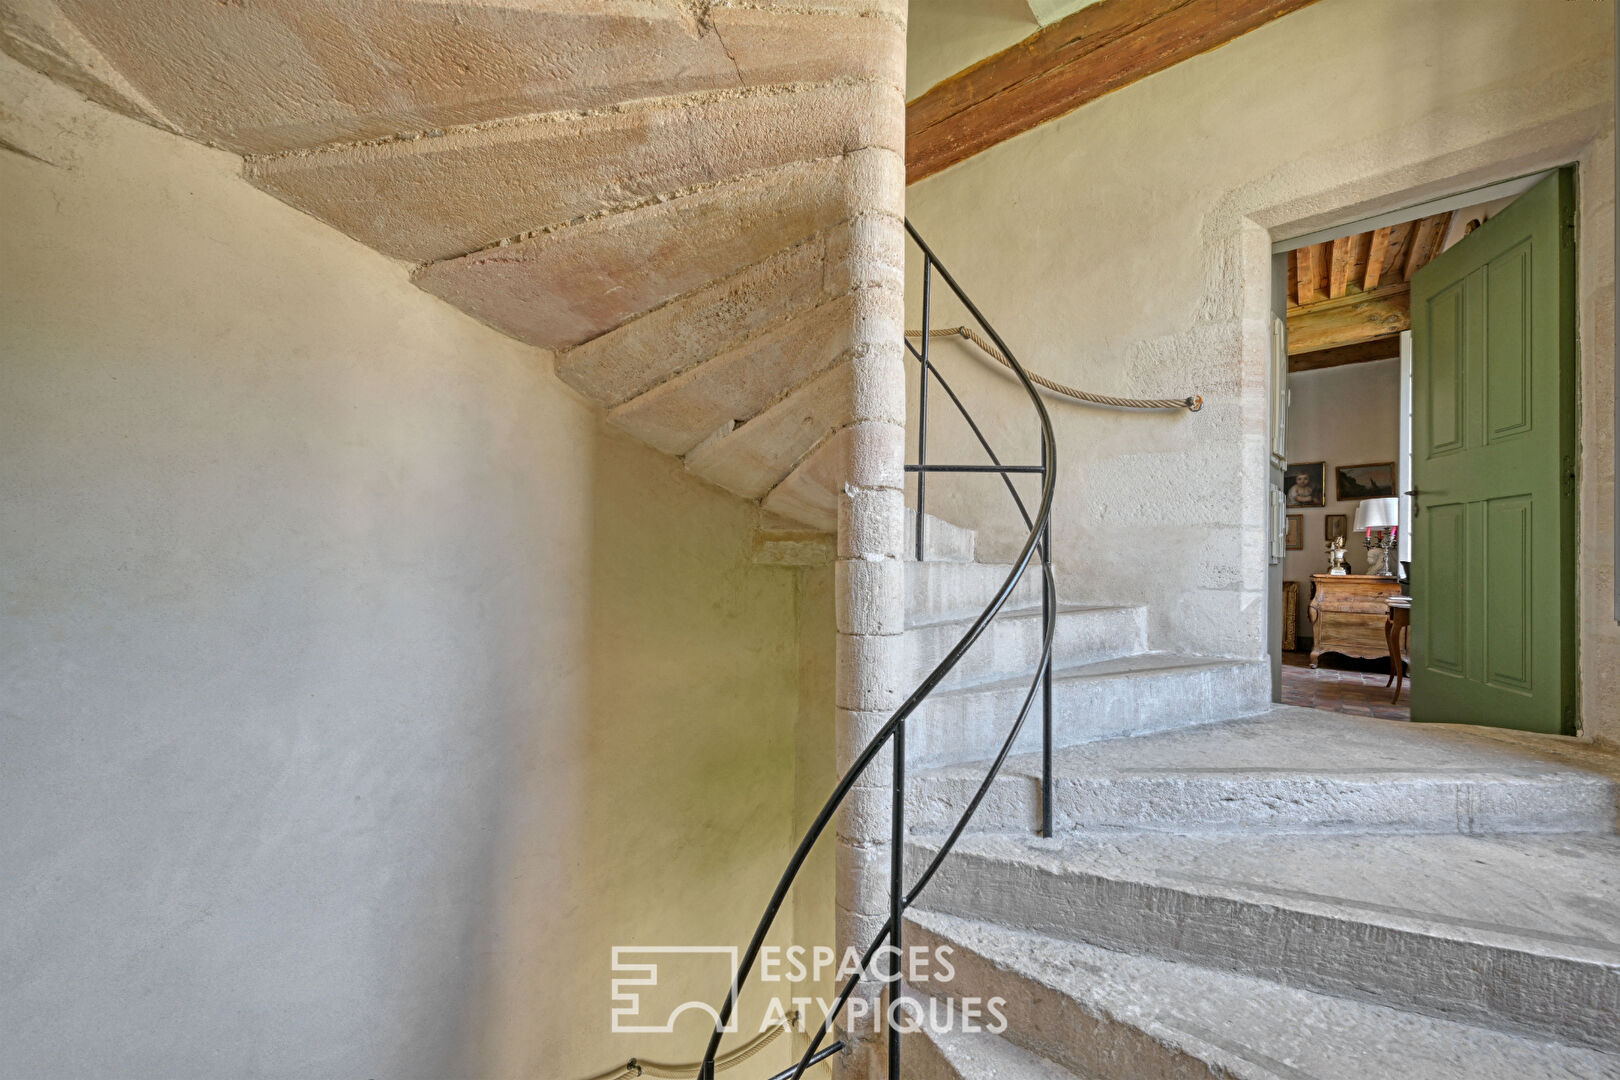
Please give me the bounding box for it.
[1482,494,1532,692]
[1410,168,1576,734]
[1426,281,1466,456]
[1484,243,1534,442]
[1423,501,1468,677]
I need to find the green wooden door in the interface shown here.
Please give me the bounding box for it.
[1409,169,1577,734]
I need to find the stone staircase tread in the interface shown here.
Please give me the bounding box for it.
[907,909,1620,1080]
[905,600,1124,632]
[904,1001,1087,1080]
[923,652,1256,699]
[921,705,1620,785]
[910,831,1620,968]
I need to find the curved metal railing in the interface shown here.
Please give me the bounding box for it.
[696,220,1058,1080]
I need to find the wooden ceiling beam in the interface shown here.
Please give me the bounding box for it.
[1296,243,1320,305]
[1289,334,1402,373]
[1403,211,1454,280]
[1364,225,1394,290]
[1329,235,1353,299]
[1379,220,1417,285]
[1347,231,1371,292]
[905,0,1324,184]
[1286,283,1410,354]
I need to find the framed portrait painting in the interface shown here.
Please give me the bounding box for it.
[1284,462,1325,508]
[1325,513,1349,542]
[1337,462,1396,501]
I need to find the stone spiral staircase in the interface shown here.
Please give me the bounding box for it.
[12,8,1620,1076]
[895,514,1620,1080]
[0,0,907,527]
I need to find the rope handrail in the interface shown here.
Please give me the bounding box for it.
[905,326,1202,412]
[587,1012,799,1080]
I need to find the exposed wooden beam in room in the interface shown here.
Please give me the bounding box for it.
[1363,225,1395,290]
[1287,284,1410,354]
[1329,235,1353,298]
[1379,220,1417,283]
[905,0,1325,184]
[1404,211,1453,281]
[1297,242,1322,304]
[1289,334,1402,373]
[1284,210,1457,355]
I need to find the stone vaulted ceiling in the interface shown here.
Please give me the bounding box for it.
[0,0,909,529]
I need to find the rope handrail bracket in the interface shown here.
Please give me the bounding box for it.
[905,326,1202,412]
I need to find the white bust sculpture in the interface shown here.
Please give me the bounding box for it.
[1326,536,1349,575]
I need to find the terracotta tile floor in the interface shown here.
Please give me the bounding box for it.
[1281,650,1410,721]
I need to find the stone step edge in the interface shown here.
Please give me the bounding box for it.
[901,836,1620,1052]
[916,653,1266,701]
[903,600,1130,633]
[904,908,1620,1078]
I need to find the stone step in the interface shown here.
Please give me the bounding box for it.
[903,654,1269,772]
[905,605,1147,696]
[904,508,978,563]
[906,831,1620,1052]
[248,80,904,264]
[901,998,1081,1080]
[907,706,1620,836]
[610,290,868,457]
[905,909,1620,1080]
[414,147,900,351]
[905,559,1048,626]
[43,0,905,155]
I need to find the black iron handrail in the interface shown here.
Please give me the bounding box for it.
[696,220,1057,1080]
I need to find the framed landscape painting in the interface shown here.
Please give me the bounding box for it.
[1337,462,1396,501]
[1285,462,1325,508]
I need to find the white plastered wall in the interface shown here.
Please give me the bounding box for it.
[905,0,1617,744]
[0,54,833,1079]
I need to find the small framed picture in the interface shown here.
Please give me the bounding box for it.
[1337,462,1396,500]
[1325,513,1348,542]
[1284,514,1304,550]
[1284,462,1326,508]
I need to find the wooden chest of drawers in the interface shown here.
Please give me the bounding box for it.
[1308,574,1401,668]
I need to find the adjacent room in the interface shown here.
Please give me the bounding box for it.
[1276,180,1563,727]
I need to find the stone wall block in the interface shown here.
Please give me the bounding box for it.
[840,420,906,492]
[837,786,895,845]
[835,213,906,294]
[838,486,906,559]
[849,342,908,426]
[835,837,894,917]
[835,558,904,635]
[839,146,905,219]
[835,631,904,712]
[835,708,894,776]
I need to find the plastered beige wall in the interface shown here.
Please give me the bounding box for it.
[905,0,1617,742]
[0,54,826,1078]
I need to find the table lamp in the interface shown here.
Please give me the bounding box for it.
[1353,497,1399,576]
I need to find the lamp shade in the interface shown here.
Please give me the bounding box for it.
[1353,497,1399,531]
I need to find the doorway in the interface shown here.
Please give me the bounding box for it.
[1267,169,1578,733]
